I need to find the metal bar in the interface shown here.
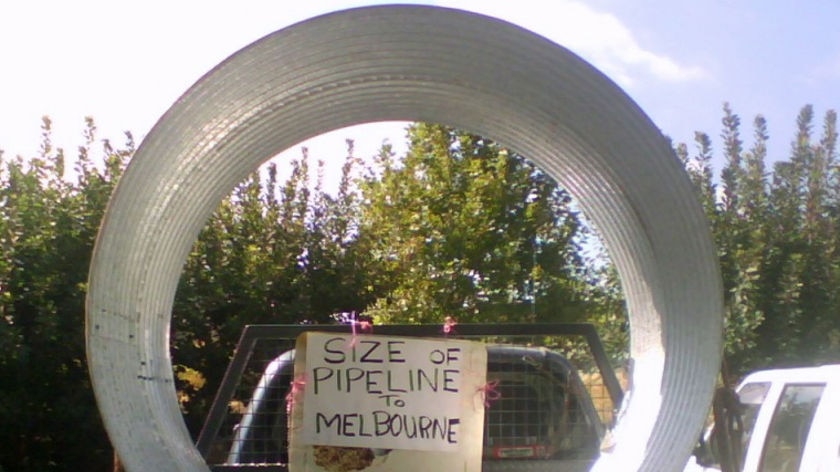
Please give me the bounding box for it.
[234,322,602,339]
[581,325,624,409]
[196,326,260,456]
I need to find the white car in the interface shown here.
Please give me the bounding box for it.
[685,364,840,472]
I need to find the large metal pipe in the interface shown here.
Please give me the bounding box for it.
[86,5,723,471]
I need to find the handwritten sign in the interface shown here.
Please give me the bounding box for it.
[288,332,487,472]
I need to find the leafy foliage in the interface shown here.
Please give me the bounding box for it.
[356,123,596,324]
[169,124,612,436]
[4,103,840,470]
[681,104,840,374]
[0,117,126,471]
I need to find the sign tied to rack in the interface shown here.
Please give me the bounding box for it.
[289,331,487,471]
[298,332,486,451]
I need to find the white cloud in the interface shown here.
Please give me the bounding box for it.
[445,0,709,87]
[0,0,709,161]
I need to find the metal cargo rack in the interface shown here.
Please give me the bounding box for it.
[196,323,624,471]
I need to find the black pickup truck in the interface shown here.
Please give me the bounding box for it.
[225,345,604,470]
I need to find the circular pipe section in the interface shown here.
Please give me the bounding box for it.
[86,5,722,472]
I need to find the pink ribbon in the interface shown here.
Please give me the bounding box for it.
[443,316,458,336]
[478,379,502,408]
[285,374,307,416]
[348,316,373,348]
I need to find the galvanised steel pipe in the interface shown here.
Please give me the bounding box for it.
[86,5,723,471]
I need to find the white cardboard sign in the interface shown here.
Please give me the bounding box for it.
[289,332,487,471]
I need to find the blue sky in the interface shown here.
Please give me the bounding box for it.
[1,0,838,178]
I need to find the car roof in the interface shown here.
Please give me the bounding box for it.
[739,364,840,386]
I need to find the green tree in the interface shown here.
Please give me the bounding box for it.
[717,105,765,367]
[776,107,839,365]
[356,123,596,325]
[0,117,127,471]
[680,104,840,373]
[170,144,375,436]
